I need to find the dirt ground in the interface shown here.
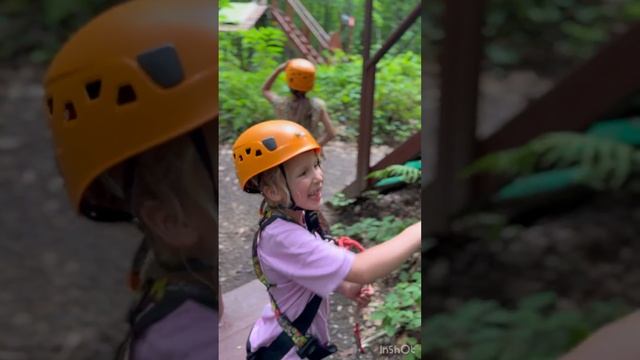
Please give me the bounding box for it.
[426,192,640,314]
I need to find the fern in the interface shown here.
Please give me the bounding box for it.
[461,145,539,178]
[368,164,421,184]
[532,132,637,189]
[464,132,640,191]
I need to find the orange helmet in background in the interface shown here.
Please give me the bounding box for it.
[285,58,316,92]
[232,120,321,193]
[43,0,217,219]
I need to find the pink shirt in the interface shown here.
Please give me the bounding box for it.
[248,218,355,359]
[132,300,218,360]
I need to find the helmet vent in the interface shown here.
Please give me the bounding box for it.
[262,137,277,151]
[117,85,137,105]
[47,97,53,115]
[137,45,184,88]
[255,149,262,157]
[239,155,244,161]
[245,148,251,155]
[64,102,77,121]
[85,80,102,100]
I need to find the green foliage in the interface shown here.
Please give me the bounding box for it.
[313,53,364,139]
[307,51,422,145]
[298,0,421,56]
[331,216,416,244]
[219,27,288,141]
[361,189,382,201]
[327,192,356,209]
[622,1,640,20]
[219,0,230,9]
[368,164,421,184]
[218,0,231,23]
[220,27,287,72]
[426,0,640,73]
[369,52,422,145]
[371,271,421,360]
[423,292,631,360]
[371,271,421,337]
[464,132,640,191]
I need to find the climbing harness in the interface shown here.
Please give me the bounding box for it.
[246,209,337,360]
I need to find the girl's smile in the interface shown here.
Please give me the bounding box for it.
[284,150,324,210]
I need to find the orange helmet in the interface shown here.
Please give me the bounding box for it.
[285,58,316,92]
[233,120,320,193]
[43,0,217,219]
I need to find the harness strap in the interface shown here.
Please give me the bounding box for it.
[131,283,217,336]
[115,281,216,360]
[247,294,324,359]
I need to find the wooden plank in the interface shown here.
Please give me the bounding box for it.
[219,279,270,360]
[370,131,421,172]
[480,22,640,156]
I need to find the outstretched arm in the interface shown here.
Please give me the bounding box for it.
[262,61,288,103]
[345,221,421,284]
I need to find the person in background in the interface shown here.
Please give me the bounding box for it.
[262,59,337,146]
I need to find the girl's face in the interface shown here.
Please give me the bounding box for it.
[283,150,323,210]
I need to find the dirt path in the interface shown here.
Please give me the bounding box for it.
[0,67,139,359]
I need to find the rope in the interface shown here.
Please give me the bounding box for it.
[336,236,367,355]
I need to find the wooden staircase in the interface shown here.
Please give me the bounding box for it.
[269,0,328,64]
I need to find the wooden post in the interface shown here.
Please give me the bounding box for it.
[423,0,486,233]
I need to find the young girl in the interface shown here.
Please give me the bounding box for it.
[42,1,219,358]
[262,59,337,146]
[232,120,421,359]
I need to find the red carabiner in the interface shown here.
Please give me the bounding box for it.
[336,236,365,253]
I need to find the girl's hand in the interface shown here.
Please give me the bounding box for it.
[355,284,374,308]
[341,282,374,308]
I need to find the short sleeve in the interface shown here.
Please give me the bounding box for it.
[259,219,355,297]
